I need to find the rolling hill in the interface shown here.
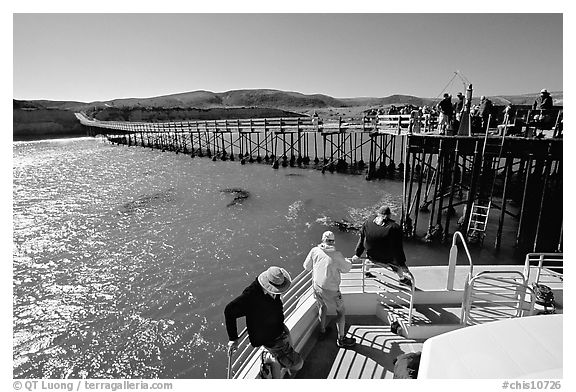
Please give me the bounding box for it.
[14,89,563,141]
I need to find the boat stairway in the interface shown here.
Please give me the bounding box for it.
[368,268,464,340]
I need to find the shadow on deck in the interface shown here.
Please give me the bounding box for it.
[296,315,423,379]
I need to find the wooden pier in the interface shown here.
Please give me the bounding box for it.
[75,112,562,254]
[402,134,562,254]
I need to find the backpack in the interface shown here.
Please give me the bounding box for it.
[532,283,555,308]
[393,352,421,379]
[390,320,401,335]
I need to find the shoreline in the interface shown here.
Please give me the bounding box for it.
[13,133,90,143]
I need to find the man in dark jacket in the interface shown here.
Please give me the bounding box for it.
[352,206,414,286]
[453,92,465,131]
[436,93,453,134]
[225,266,303,378]
[477,96,493,131]
[532,89,554,126]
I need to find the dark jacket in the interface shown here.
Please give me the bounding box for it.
[533,95,553,110]
[453,98,464,114]
[355,215,407,266]
[478,99,493,119]
[224,279,285,347]
[438,97,453,115]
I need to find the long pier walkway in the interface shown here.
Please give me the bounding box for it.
[75,112,562,255]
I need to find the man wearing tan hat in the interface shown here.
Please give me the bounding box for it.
[303,231,356,348]
[225,266,303,378]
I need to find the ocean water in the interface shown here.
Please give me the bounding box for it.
[12,137,518,379]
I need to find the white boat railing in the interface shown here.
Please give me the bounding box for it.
[461,270,536,326]
[447,231,474,291]
[350,260,416,326]
[523,253,563,285]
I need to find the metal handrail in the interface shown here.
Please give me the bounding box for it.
[357,258,415,326]
[447,231,474,290]
[461,270,536,326]
[523,253,563,284]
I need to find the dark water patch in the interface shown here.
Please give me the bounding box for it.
[315,216,361,232]
[120,188,175,214]
[219,188,250,207]
[333,218,361,231]
[285,173,305,177]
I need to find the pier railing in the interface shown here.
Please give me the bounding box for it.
[76,106,563,138]
[75,112,435,135]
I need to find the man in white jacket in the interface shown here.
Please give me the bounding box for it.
[303,231,356,348]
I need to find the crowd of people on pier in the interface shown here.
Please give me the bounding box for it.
[224,205,412,378]
[363,88,560,138]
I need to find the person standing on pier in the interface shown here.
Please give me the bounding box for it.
[352,206,414,286]
[303,231,357,348]
[478,96,494,131]
[225,266,303,378]
[436,93,454,134]
[453,92,465,131]
[533,89,553,111]
[532,89,554,124]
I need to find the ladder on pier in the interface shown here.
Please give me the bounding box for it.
[467,202,491,246]
[467,130,505,244]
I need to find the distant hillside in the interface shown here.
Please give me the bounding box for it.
[86,89,347,112]
[13,103,85,141]
[79,90,440,122]
[32,100,88,111]
[89,106,303,122]
[14,89,563,140]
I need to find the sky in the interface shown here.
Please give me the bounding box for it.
[12,11,564,102]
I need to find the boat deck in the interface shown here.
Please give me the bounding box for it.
[296,315,424,379]
[231,259,562,379]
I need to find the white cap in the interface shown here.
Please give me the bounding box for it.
[322,231,335,241]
